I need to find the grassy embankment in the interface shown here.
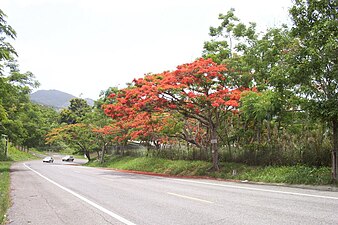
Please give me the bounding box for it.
[0,146,38,225]
[87,156,333,186]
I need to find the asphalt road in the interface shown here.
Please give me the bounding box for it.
[7,157,338,225]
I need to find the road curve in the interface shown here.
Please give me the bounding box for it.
[7,159,338,225]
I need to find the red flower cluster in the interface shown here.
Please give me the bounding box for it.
[102,58,253,142]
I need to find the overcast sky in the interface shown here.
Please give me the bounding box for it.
[1,0,292,99]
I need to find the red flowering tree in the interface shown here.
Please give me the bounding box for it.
[92,123,121,162]
[104,102,174,151]
[104,58,245,170]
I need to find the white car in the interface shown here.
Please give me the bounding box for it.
[43,156,54,163]
[62,155,74,162]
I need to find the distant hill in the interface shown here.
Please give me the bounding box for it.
[30,90,94,109]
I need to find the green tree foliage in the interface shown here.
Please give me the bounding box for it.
[0,9,49,149]
[289,0,338,180]
[84,88,118,161]
[202,8,256,88]
[51,98,95,158]
[59,98,92,124]
[59,109,76,125]
[21,104,59,148]
[198,5,334,169]
[46,124,96,161]
[0,9,16,69]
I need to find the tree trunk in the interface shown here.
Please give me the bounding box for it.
[332,118,338,182]
[78,142,91,161]
[267,115,271,142]
[100,143,106,163]
[85,149,91,161]
[211,126,220,171]
[257,122,261,144]
[223,127,232,160]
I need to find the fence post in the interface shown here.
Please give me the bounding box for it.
[1,134,8,157]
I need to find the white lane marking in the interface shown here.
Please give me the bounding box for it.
[23,163,137,225]
[169,178,338,200]
[76,167,338,201]
[102,177,115,181]
[167,192,213,204]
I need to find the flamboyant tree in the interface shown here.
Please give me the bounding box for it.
[92,123,120,162]
[104,58,246,170]
[103,94,174,152]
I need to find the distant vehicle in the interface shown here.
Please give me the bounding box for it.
[43,156,54,163]
[62,155,74,162]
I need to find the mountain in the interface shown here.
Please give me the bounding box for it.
[30,89,94,109]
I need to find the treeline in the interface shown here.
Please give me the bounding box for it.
[0,9,59,159]
[1,1,338,180]
[47,1,338,179]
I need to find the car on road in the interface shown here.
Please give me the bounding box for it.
[42,156,54,163]
[62,155,74,162]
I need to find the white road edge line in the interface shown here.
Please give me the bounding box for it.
[167,192,213,204]
[23,163,137,225]
[169,178,338,200]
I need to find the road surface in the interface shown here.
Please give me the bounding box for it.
[7,158,338,225]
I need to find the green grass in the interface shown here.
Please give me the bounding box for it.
[87,156,212,176]
[7,147,39,162]
[0,162,10,225]
[87,156,334,186]
[0,146,38,225]
[237,165,332,185]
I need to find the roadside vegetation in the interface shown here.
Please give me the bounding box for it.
[44,0,338,184]
[87,156,332,186]
[0,162,10,225]
[0,3,337,218]
[0,146,38,225]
